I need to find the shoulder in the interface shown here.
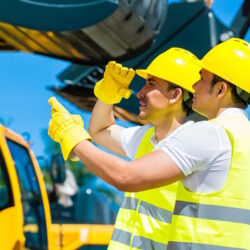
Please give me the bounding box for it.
[158,120,231,175]
[171,120,230,146]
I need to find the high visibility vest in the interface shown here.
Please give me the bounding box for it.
[168,113,250,250]
[108,127,178,250]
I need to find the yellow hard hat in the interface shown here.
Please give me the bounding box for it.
[136,47,201,93]
[200,38,250,93]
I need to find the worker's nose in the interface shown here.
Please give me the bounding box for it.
[137,85,146,99]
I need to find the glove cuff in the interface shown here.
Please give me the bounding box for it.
[60,126,91,161]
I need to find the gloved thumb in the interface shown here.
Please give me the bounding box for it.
[118,88,132,99]
[48,97,69,114]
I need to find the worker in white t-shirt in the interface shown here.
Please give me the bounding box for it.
[167,38,250,249]
[48,47,202,249]
[48,38,250,249]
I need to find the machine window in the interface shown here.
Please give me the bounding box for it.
[0,149,13,210]
[6,139,48,250]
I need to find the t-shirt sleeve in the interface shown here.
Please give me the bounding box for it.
[121,125,152,159]
[155,121,231,176]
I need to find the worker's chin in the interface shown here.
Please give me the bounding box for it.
[192,105,207,118]
[139,111,148,120]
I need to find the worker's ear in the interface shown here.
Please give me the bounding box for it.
[215,81,228,98]
[169,88,182,104]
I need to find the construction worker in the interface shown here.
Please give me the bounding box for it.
[167,38,250,249]
[48,38,250,249]
[48,47,201,249]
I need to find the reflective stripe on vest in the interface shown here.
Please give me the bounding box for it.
[112,228,168,250]
[174,200,250,225]
[168,242,246,250]
[121,197,173,223]
[109,127,178,249]
[168,113,250,250]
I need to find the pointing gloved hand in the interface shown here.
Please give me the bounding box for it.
[48,97,91,161]
[94,61,135,104]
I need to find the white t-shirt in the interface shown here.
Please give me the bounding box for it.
[121,108,248,193]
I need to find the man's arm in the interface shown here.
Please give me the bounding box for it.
[89,100,126,156]
[74,140,184,192]
[89,61,135,156]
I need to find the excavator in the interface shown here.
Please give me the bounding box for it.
[0,0,249,120]
[0,125,113,249]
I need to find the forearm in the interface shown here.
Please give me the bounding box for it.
[89,100,115,137]
[74,140,128,189]
[73,140,184,192]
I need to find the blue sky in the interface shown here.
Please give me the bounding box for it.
[0,0,249,157]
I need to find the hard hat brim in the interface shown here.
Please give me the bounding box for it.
[136,69,149,79]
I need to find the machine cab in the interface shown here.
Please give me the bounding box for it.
[0,125,51,249]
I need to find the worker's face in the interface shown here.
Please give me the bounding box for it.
[192,69,216,117]
[137,75,173,122]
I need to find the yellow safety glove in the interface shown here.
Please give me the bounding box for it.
[50,96,83,126]
[48,97,91,161]
[94,61,135,104]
